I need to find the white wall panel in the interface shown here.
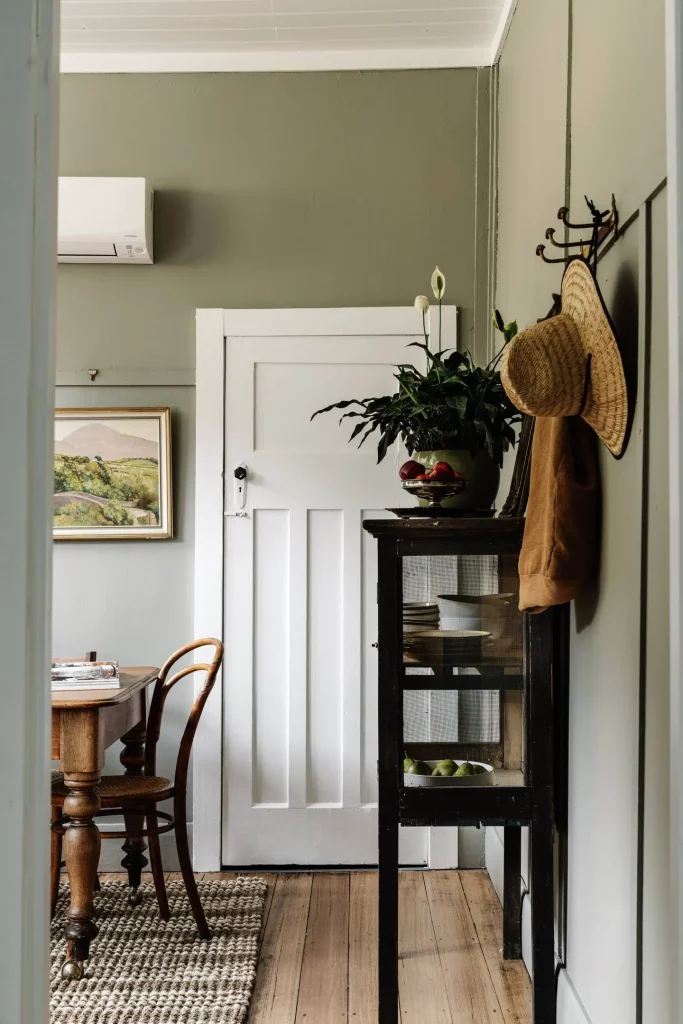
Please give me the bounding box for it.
[307,509,344,806]
[361,509,383,805]
[254,508,289,806]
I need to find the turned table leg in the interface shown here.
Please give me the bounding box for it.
[62,771,102,980]
[120,716,148,903]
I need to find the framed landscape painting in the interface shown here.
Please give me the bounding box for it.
[54,408,173,540]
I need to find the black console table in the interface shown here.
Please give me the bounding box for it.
[363,516,564,1024]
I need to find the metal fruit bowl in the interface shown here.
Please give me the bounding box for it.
[401,477,466,508]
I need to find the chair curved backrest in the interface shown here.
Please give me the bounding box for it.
[144,638,224,796]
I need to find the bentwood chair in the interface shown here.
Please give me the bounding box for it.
[51,638,224,939]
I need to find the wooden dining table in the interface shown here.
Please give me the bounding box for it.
[51,666,158,971]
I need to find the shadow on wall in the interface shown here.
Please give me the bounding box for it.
[153,189,231,264]
[612,254,640,462]
[153,187,408,276]
[574,251,639,634]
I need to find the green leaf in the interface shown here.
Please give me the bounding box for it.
[310,332,518,467]
[311,398,365,420]
[348,421,367,442]
[504,320,518,342]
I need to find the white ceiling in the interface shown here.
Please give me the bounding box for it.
[60,0,516,72]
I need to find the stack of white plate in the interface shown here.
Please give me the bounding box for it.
[403,602,439,633]
[403,628,493,665]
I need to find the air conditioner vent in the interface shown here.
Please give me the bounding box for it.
[58,177,153,264]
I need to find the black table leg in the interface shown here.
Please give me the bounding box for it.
[377,537,401,1024]
[503,824,523,959]
[530,816,556,1023]
[378,810,399,1024]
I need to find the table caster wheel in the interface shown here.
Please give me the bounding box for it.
[61,960,84,982]
[128,887,143,908]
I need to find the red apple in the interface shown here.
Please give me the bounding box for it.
[399,460,425,480]
[413,474,431,481]
[427,461,456,482]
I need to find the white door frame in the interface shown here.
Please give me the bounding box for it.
[666,0,683,1018]
[192,305,457,870]
[0,0,58,1018]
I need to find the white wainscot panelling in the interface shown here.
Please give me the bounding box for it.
[214,307,454,866]
[254,360,396,454]
[361,510,382,805]
[254,509,289,806]
[307,509,343,807]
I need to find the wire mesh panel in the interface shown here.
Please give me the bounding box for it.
[402,553,524,768]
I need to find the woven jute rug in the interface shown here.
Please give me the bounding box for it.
[50,877,267,1023]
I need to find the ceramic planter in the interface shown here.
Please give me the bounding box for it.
[413,449,500,510]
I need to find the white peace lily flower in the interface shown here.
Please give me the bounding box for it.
[431,266,446,300]
[414,295,429,313]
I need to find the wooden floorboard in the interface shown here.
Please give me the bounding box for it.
[349,872,378,1024]
[83,866,531,1024]
[255,873,277,953]
[248,873,313,1024]
[424,871,504,1024]
[295,873,350,1024]
[460,872,533,1024]
[398,871,452,1024]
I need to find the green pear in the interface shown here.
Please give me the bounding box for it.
[472,763,488,775]
[432,759,457,777]
[407,759,431,776]
[454,761,476,777]
[403,756,415,773]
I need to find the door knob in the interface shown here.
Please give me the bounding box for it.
[224,463,248,517]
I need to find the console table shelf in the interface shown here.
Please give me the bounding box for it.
[403,671,524,690]
[363,515,566,1024]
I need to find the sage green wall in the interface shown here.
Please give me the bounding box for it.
[54,69,491,865]
[57,69,488,373]
[495,2,668,1023]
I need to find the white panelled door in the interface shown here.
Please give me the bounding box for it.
[221,308,455,866]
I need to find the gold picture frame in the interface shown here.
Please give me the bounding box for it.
[53,408,173,540]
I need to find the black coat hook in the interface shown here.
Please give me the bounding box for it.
[537,195,618,268]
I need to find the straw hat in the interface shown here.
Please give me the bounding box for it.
[501,258,628,457]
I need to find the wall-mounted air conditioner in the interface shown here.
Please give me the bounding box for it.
[58,177,154,264]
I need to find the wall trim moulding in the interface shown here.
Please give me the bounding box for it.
[55,369,195,387]
[59,46,492,75]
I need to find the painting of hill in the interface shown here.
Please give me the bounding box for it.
[55,422,159,462]
[53,410,172,539]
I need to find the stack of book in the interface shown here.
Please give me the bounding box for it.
[51,660,120,691]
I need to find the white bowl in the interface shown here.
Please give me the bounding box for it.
[404,759,494,787]
[437,594,512,637]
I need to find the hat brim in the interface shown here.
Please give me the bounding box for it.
[561,258,628,457]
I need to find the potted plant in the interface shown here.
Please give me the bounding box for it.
[312,269,520,510]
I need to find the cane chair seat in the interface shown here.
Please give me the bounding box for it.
[52,775,173,806]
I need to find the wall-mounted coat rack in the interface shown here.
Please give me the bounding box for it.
[536,194,618,272]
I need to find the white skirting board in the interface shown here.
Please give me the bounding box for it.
[75,823,192,873]
[485,824,505,903]
[484,825,532,975]
[557,970,594,1023]
[484,826,594,1022]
